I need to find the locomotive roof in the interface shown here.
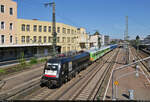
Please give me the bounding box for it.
[47,57,71,64]
[47,52,89,64]
[72,52,89,61]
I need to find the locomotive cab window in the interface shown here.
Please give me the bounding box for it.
[45,64,58,71]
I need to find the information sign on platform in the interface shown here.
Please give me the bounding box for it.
[114,81,119,85]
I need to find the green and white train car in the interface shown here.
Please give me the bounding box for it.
[86,46,111,62]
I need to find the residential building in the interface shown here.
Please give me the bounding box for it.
[104,35,110,45]
[88,32,102,49]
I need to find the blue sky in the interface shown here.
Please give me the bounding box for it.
[13,0,150,39]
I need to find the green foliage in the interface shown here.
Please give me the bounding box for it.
[110,41,117,44]
[136,35,140,46]
[98,37,101,48]
[29,58,38,65]
[39,58,47,62]
[19,52,26,68]
[0,69,5,74]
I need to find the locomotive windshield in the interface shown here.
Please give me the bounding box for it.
[45,63,58,71]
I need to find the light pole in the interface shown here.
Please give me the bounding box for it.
[44,2,57,57]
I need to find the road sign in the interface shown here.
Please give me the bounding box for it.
[114,81,119,85]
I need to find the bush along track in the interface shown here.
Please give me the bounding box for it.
[0,57,47,77]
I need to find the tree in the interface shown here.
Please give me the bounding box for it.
[136,35,140,47]
[94,31,101,48]
[110,41,116,44]
[136,35,140,54]
[98,36,101,48]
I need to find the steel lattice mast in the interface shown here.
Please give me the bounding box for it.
[45,2,57,57]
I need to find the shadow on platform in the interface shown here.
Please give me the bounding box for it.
[122,94,129,99]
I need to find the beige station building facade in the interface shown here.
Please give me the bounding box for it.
[0,0,110,62]
[0,0,17,45]
[16,19,87,53]
[0,0,89,61]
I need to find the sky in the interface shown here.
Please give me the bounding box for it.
[13,0,150,40]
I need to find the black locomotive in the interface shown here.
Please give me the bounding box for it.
[40,52,90,88]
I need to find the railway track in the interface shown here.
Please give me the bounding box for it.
[0,64,44,100]
[0,77,41,100]
[130,47,150,79]
[45,48,119,100]
[20,48,118,100]
[94,48,120,100]
[71,48,119,100]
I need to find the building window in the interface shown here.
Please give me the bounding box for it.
[1,5,4,13]
[62,28,66,34]
[21,24,25,31]
[44,26,47,32]
[10,23,13,30]
[44,36,47,43]
[48,36,53,43]
[21,36,25,43]
[57,27,60,33]
[1,35,4,44]
[48,36,50,42]
[38,36,42,43]
[72,46,74,50]
[72,37,74,43]
[67,47,70,51]
[10,8,13,15]
[26,36,30,43]
[26,25,30,31]
[71,30,74,34]
[62,37,66,43]
[63,47,66,52]
[33,36,36,43]
[39,25,42,32]
[67,37,70,43]
[67,29,70,34]
[33,25,37,32]
[57,37,59,43]
[48,26,51,32]
[1,21,5,29]
[10,35,13,43]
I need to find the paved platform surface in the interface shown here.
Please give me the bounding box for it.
[105,48,150,100]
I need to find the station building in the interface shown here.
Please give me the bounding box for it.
[16,19,87,57]
[0,0,18,61]
[0,0,89,61]
[0,0,17,45]
[0,0,109,62]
